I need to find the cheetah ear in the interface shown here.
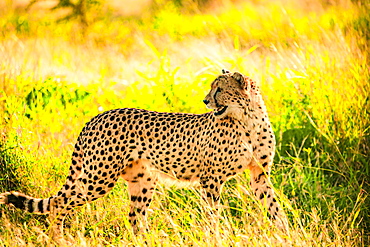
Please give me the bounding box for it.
[222,69,230,74]
[231,72,247,90]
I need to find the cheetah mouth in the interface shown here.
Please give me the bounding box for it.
[214,106,228,116]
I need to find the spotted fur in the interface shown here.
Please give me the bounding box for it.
[0,71,289,240]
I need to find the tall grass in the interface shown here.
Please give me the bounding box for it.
[0,0,369,246]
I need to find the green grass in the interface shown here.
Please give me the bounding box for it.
[0,0,369,246]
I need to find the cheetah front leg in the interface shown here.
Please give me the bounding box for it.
[249,165,289,233]
[121,159,158,234]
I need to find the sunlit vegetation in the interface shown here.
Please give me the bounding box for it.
[0,0,369,245]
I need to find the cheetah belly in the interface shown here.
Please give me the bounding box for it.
[153,168,201,188]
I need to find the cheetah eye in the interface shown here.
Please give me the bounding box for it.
[214,87,222,98]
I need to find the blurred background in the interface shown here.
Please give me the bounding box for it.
[0,0,369,245]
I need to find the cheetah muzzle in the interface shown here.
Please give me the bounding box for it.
[0,70,290,242]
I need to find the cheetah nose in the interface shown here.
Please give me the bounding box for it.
[203,99,210,105]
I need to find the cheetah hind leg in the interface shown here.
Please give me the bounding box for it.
[249,166,289,233]
[121,159,158,234]
[46,171,119,242]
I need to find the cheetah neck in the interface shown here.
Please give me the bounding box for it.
[228,89,267,123]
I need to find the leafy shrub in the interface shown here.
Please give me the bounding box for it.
[24,78,91,119]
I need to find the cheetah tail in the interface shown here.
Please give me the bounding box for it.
[0,191,52,214]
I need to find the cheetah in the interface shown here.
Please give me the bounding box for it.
[0,70,289,241]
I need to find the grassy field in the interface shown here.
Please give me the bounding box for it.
[0,0,369,246]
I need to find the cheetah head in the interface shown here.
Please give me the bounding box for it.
[203,70,253,120]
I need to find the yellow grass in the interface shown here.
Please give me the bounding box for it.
[0,0,369,246]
